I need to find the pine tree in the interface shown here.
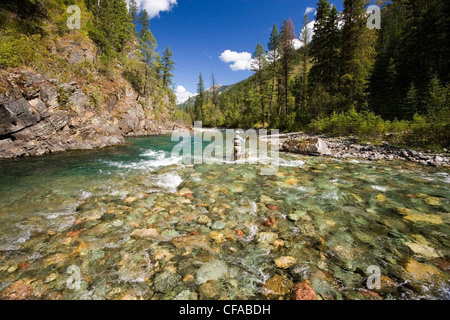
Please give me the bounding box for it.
[340,0,376,107]
[252,43,267,126]
[325,5,341,93]
[367,1,406,119]
[161,46,175,87]
[194,73,205,122]
[424,77,447,116]
[299,14,311,113]
[138,10,157,96]
[396,0,450,111]
[402,83,418,119]
[368,56,397,119]
[267,24,280,125]
[154,55,163,80]
[128,0,139,24]
[279,19,296,117]
[88,0,134,56]
[210,72,219,114]
[310,0,331,84]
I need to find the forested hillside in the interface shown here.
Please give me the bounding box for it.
[187,0,449,149]
[0,0,184,158]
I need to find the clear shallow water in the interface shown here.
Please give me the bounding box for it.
[0,135,449,300]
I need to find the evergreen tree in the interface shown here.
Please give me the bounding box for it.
[267,24,280,125]
[368,56,397,119]
[395,0,450,115]
[424,77,448,116]
[161,46,175,87]
[299,14,311,113]
[154,55,163,79]
[194,73,205,122]
[340,0,376,107]
[138,10,157,96]
[310,0,331,86]
[88,0,134,56]
[402,83,418,119]
[367,1,406,119]
[279,19,296,117]
[210,72,219,114]
[325,5,341,93]
[128,0,139,24]
[251,43,267,126]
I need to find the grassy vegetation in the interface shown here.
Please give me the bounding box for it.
[0,0,181,123]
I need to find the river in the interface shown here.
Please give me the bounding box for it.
[0,134,448,300]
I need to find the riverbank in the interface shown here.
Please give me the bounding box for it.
[269,132,450,168]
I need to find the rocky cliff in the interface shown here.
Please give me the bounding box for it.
[0,69,180,158]
[0,1,187,159]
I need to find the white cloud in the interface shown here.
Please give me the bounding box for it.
[129,0,178,18]
[305,7,316,15]
[219,50,253,71]
[297,20,316,48]
[175,85,195,104]
[292,39,302,50]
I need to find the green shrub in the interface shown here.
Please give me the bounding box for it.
[308,107,390,140]
[0,32,40,67]
[173,109,192,124]
[308,105,450,149]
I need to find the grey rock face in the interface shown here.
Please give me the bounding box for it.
[0,70,181,159]
[0,98,39,135]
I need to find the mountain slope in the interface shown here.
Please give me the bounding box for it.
[0,0,182,158]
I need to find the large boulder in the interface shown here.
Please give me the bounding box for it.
[0,98,40,135]
[282,137,332,156]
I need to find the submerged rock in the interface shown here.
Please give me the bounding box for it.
[274,256,297,269]
[124,197,137,204]
[173,290,194,300]
[405,259,443,280]
[130,228,160,239]
[376,194,387,202]
[153,271,181,293]
[288,211,306,222]
[256,232,278,244]
[209,231,225,244]
[424,197,442,206]
[0,279,34,300]
[404,242,441,258]
[171,235,208,248]
[403,213,443,225]
[263,275,294,297]
[198,280,222,299]
[196,260,228,285]
[211,221,227,230]
[291,282,318,300]
[395,207,411,216]
[260,195,275,204]
[197,215,212,225]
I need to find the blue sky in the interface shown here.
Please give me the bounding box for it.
[129,1,344,103]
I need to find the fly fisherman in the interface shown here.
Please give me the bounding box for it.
[233,130,248,161]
